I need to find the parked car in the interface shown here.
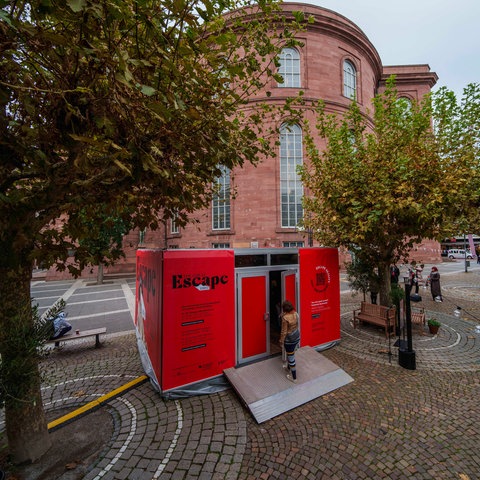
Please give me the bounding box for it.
[446,249,474,259]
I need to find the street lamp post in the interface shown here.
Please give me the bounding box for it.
[398,276,416,370]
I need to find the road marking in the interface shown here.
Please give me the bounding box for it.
[66,309,130,321]
[93,397,138,480]
[47,375,148,431]
[61,279,84,302]
[121,279,136,319]
[43,373,183,480]
[152,400,184,479]
[67,296,126,305]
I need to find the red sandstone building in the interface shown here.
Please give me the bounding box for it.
[139,4,440,253]
[43,3,441,280]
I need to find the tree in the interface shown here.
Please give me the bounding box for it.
[345,249,373,302]
[71,205,131,284]
[300,79,480,307]
[0,0,305,462]
[431,83,480,231]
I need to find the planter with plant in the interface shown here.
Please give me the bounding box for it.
[427,318,441,334]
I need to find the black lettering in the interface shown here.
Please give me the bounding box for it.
[172,275,182,289]
[139,264,156,300]
[171,273,230,290]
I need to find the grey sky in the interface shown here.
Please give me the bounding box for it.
[306,0,479,98]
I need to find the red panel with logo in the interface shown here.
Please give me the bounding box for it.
[162,250,236,391]
[136,250,163,384]
[299,248,340,348]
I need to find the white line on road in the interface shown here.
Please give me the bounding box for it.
[121,280,136,319]
[66,296,126,306]
[67,309,130,321]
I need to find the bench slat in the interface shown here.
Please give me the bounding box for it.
[46,327,107,348]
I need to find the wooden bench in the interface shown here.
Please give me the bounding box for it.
[46,327,107,348]
[353,302,396,338]
[411,307,426,326]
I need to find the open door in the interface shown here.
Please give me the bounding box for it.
[237,272,269,364]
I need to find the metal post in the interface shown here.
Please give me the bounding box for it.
[399,276,416,370]
[405,282,413,353]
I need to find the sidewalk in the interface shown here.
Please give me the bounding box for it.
[6,270,480,479]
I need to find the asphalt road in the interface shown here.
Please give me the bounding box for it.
[31,275,137,335]
[31,260,479,334]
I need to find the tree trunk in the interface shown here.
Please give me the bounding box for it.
[0,258,51,463]
[378,263,393,307]
[97,263,104,285]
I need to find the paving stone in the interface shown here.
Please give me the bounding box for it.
[16,269,478,479]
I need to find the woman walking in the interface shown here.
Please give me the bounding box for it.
[279,300,300,383]
[429,266,443,302]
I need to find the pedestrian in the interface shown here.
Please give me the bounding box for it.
[476,244,480,264]
[369,268,380,305]
[50,312,72,339]
[279,300,300,383]
[414,264,424,294]
[390,264,400,284]
[429,266,443,302]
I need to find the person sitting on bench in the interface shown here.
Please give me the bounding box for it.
[50,312,72,339]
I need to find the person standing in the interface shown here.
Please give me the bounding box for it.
[429,266,443,302]
[414,264,424,294]
[279,300,300,383]
[369,268,380,304]
[390,264,400,284]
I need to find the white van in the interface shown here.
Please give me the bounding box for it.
[447,249,474,259]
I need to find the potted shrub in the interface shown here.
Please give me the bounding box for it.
[427,318,441,334]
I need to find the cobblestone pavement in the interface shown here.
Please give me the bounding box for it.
[26,269,480,478]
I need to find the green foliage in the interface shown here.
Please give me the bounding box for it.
[0,297,66,408]
[300,78,480,305]
[301,79,480,258]
[69,205,130,275]
[389,283,405,304]
[34,298,67,343]
[345,252,379,297]
[0,0,306,275]
[427,318,441,327]
[431,84,480,232]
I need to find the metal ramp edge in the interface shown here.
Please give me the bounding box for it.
[224,346,354,423]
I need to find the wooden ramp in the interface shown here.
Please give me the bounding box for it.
[224,346,354,423]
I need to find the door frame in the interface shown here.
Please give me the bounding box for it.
[235,266,299,365]
[236,270,269,364]
[281,269,299,312]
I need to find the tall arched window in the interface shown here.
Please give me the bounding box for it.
[280,124,303,228]
[212,165,231,230]
[343,59,357,99]
[278,48,301,88]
